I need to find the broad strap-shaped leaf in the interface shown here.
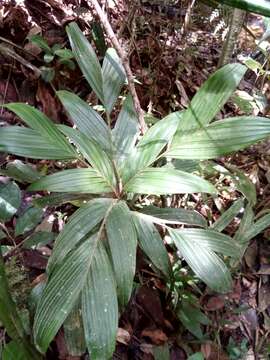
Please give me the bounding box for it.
[218,0,270,17]
[28,168,112,194]
[172,229,241,258]
[5,103,75,156]
[172,63,246,137]
[0,160,41,184]
[124,168,216,195]
[48,198,114,272]
[121,111,182,183]
[106,201,137,307]
[0,127,76,160]
[233,204,254,244]
[243,213,270,244]
[112,95,139,168]
[169,228,232,293]
[66,22,104,103]
[57,90,111,150]
[102,48,126,113]
[60,126,116,190]
[34,236,95,352]
[132,212,171,278]
[168,117,270,160]
[211,198,244,232]
[82,241,118,360]
[140,205,207,227]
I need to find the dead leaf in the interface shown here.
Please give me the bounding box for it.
[36,81,61,122]
[141,328,168,345]
[201,342,229,360]
[205,296,225,311]
[117,328,131,345]
[258,284,270,312]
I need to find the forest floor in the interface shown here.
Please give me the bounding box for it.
[0,0,270,359]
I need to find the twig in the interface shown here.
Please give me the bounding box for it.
[89,0,148,134]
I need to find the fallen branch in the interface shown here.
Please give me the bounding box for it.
[89,0,147,134]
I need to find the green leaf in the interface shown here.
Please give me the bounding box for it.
[0,127,76,160]
[132,213,171,278]
[112,95,139,168]
[173,63,246,135]
[177,301,209,339]
[124,168,216,195]
[169,228,232,293]
[153,344,170,360]
[211,198,244,232]
[64,302,86,356]
[82,241,118,360]
[48,198,113,272]
[140,205,207,227]
[121,111,182,182]
[228,166,257,206]
[33,193,94,207]
[244,213,270,244]
[23,232,55,249]
[0,160,41,184]
[91,22,107,57]
[106,201,137,307]
[102,48,126,113]
[57,90,111,150]
[187,352,204,360]
[44,53,54,63]
[2,341,28,360]
[0,181,21,222]
[34,236,94,352]
[233,205,254,244]
[29,34,51,53]
[168,117,270,160]
[172,228,241,258]
[15,207,43,236]
[54,48,74,59]
[5,103,75,156]
[217,0,270,17]
[66,22,104,103]
[28,169,112,194]
[59,126,116,190]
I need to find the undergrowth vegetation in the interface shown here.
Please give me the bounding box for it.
[1,2,270,358]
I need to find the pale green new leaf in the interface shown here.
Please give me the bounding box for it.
[82,241,118,360]
[141,205,207,227]
[106,201,137,307]
[102,48,126,113]
[132,213,171,278]
[211,198,244,232]
[168,117,270,160]
[0,127,76,160]
[28,169,112,193]
[169,228,232,293]
[60,126,116,190]
[57,90,111,150]
[124,168,216,195]
[172,63,246,136]
[121,111,182,182]
[112,95,139,168]
[48,198,113,272]
[34,237,94,352]
[5,103,75,156]
[66,22,104,103]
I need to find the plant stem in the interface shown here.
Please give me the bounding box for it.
[89,0,148,134]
